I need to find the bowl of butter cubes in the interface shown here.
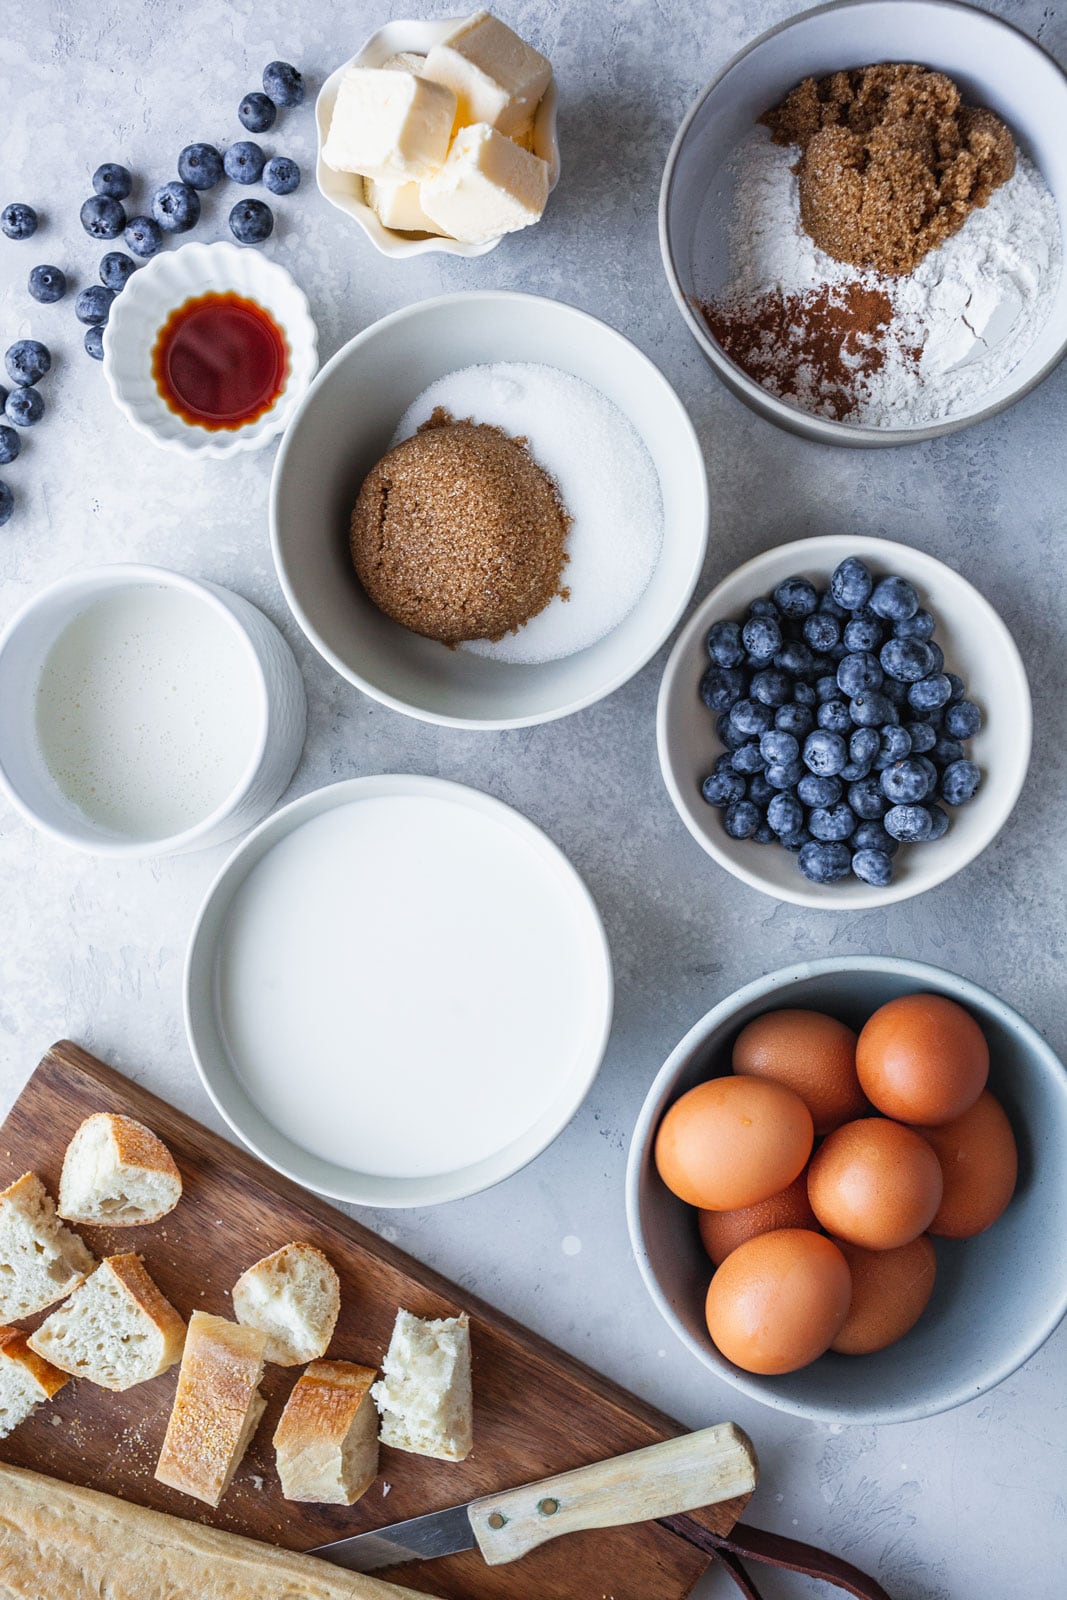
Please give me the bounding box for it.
[316,10,560,257]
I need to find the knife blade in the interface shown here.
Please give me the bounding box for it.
[310,1422,757,1573]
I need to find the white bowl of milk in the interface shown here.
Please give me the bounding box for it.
[0,566,307,856]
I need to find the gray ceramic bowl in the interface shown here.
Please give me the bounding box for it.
[660,0,1067,446]
[626,957,1067,1423]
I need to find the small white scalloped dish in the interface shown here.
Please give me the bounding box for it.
[102,241,318,458]
[315,17,561,260]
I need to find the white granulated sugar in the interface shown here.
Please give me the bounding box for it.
[719,129,1062,425]
[392,363,663,664]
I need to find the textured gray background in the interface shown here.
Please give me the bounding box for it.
[2,2,1066,1595]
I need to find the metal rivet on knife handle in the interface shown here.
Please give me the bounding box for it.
[486,1511,507,1529]
[538,1498,560,1516]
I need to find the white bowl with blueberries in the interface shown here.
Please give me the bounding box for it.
[657,535,1031,909]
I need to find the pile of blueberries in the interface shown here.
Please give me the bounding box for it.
[0,60,304,525]
[699,557,983,888]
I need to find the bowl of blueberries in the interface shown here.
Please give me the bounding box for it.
[657,535,1031,909]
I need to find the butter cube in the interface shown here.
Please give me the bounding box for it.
[365,175,445,235]
[423,11,552,139]
[322,67,456,181]
[382,52,427,74]
[420,123,549,244]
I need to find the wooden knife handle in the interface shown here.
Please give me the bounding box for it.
[468,1423,758,1567]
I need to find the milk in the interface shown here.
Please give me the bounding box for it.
[35,584,260,840]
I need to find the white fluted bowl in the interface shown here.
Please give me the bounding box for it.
[103,241,318,457]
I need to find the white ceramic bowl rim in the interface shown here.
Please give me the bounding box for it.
[184,774,615,1206]
[625,955,1067,1424]
[269,289,709,730]
[0,564,272,857]
[659,0,1067,444]
[657,533,1033,910]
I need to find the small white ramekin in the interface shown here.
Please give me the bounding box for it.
[103,240,318,458]
[315,17,561,260]
[0,564,307,857]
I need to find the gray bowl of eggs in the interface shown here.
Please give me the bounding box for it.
[625,956,1067,1424]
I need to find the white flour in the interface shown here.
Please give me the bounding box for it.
[716,129,1061,425]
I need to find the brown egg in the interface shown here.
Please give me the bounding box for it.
[807,1117,943,1250]
[705,1229,852,1374]
[733,1008,866,1135]
[654,1076,813,1211]
[917,1090,1018,1238]
[698,1175,818,1266]
[856,993,989,1125]
[830,1235,937,1355]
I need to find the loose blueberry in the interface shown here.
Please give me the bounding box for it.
[830,556,873,611]
[798,773,842,808]
[884,803,934,842]
[125,215,163,256]
[93,163,132,200]
[776,703,814,738]
[239,91,277,133]
[5,387,44,426]
[843,615,883,653]
[80,194,126,239]
[850,727,880,766]
[717,714,748,751]
[765,759,805,791]
[5,339,51,386]
[925,640,945,676]
[927,804,950,840]
[702,769,746,807]
[747,773,775,807]
[880,636,935,683]
[263,59,305,107]
[907,674,952,713]
[752,822,775,844]
[870,575,920,622]
[815,675,840,704]
[933,734,965,766]
[881,758,933,805]
[848,778,888,820]
[229,197,274,243]
[803,612,840,652]
[781,828,813,853]
[773,576,818,617]
[729,699,774,738]
[881,677,907,707]
[768,792,804,836]
[84,325,105,360]
[1,203,38,240]
[852,849,894,887]
[809,802,857,842]
[99,251,136,291]
[225,141,267,185]
[875,724,911,764]
[906,721,938,754]
[750,667,792,708]
[700,665,745,713]
[837,651,883,697]
[798,840,852,884]
[74,285,115,326]
[724,800,761,839]
[28,264,66,303]
[944,699,983,740]
[894,608,935,641]
[803,729,848,777]
[941,759,981,806]
[850,691,895,728]
[748,598,779,619]
[263,155,301,196]
[775,638,815,677]
[0,425,19,465]
[817,699,851,735]
[178,143,225,190]
[152,181,201,233]
[742,614,782,661]
[851,820,898,856]
[793,681,817,708]
[839,759,871,783]
[706,620,744,668]
[731,741,765,776]
[818,591,849,619]
[760,728,799,767]
[945,673,965,703]
[0,480,12,525]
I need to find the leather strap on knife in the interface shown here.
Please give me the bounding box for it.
[660,1514,894,1600]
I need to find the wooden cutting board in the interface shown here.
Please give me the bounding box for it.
[0,1042,753,1598]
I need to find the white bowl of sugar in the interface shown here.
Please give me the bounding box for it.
[270,291,708,728]
[0,566,306,856]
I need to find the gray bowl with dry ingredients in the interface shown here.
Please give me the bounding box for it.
[660,0,1067,447]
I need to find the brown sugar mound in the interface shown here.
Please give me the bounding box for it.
[762,64,1015,274]
[350,410,570,646]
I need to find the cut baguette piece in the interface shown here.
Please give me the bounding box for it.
[155,1311,267,1507]
[232,1242,340,1366]
[0,1327,69,1440]
[27,1253,186,1391]
[371,1309,473,1461]
[0,1172,95,1322]
[58,1112,182,1227]
[273,1359,379,1504]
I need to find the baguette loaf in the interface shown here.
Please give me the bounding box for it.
[0,1461,428,1600]
[0,1326,68,1439]
[274,1359,379,1504]
[0,1171,95,1321]
[58,1112,182,1226]
[155,1310,266,1506]
[27,1253,185,1390]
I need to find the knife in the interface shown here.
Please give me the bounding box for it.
[310,1422,758,1573]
